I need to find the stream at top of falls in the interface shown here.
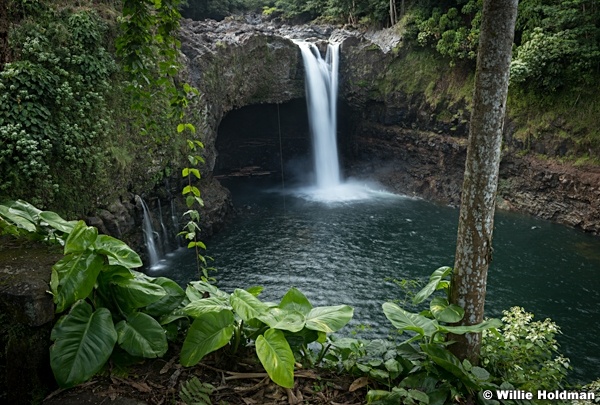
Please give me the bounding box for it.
[150,176,600,384]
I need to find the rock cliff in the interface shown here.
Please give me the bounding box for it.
[179,16,599,235]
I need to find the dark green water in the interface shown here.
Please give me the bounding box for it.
[154,177,600,383]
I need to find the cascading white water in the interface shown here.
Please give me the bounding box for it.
[138,197,161,267]
[298,42,341,189]
[157,199,169,254]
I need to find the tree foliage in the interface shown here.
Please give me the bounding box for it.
[0,7,114,209]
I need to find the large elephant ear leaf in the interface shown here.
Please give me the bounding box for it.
[94,234,143,268]
[256,328,295,388]
[412,266,452,305]
[180,310,235,367]
[64,221,98,254]
[52,251,104,313]
[279,287,312,316]
[50,300,117,388]
[115,312,168,358]
[145,277,186,317]
[305,305,354,333]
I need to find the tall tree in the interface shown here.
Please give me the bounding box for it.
[449,0,518,364]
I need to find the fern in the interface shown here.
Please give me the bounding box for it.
[179,377,215,405]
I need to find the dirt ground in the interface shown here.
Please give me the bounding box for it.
[42,349,369,405]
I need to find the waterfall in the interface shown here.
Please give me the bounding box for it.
[157,199,169,254]
[298,42,341,189]
[138,196,161,267]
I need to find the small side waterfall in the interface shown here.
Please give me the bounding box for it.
[297,42,341,189]
[137,196,162,268]
[157,199,169,253]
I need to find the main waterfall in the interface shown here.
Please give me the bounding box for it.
[295,41,392,203]
[297,42,342,190]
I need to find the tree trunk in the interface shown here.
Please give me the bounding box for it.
[449,0,518,364]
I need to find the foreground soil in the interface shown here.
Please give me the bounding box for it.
[42,349,368,405]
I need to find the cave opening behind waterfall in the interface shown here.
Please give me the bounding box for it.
[214,98,357,186]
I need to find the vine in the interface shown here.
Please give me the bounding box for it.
[115,0,210,273]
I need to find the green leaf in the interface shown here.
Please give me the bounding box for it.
[305,305,354,333]
[230,289,270,322]
[50,301,117,388]
[177,123,185,133]
[420,343,479,390]
[382,302,439,337]
[187,281,230,301]
[279,287,313,316]
[430,297,464,323]
[439,318,502,335]
[183,296,232,317]
[64,221,98,254]
[246,286,264,296]
[145,277,186,316]
[115,312,168,358]
[39,211,77,233]
[94,234,142,268]
[471,366,490,381]
[412,266,452,305]
[52,251,104,313]
[256,328,295,388]
[111,276,167,312]
[7,200,42,223]
[180,311,235,366]
[0,204,36,232]
[260,308,306,333]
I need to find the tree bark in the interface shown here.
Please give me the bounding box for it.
[449,0,518,364]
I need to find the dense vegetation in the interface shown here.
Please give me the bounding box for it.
[0,0,188,216]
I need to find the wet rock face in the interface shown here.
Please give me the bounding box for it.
[0,242,60,404]
[178,17,599,236]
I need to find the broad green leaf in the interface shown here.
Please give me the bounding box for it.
[52,251,104,313]
[471,366,490,381]
[111,276,167,312]
[430,297,464,323]
[283,328,322,350]
[408,389,430,404]
[50,301,117,388]
[180,311,235,366]
[0,205,36,232]
[94,235,142,268]
[7,200,42,223]
[256,328,295,388]
[260,308,306,333]
[145,277,186,316]
[159,309,189,325]
[246,286,264,296]
[64,221,98,254]
[420,343,479,390]
[230,289,270,322]
[412,266,452,305]
[382,302,439,337]
[115,312,168,358]
[187,281,230,301]
[305,305,354,333]
[439,318,502,335]
[279,287,313,316]
[39,211,77,233]
[183,296,232,317]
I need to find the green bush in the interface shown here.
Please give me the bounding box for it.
[481,306,571,393]
[0,8,114,210]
